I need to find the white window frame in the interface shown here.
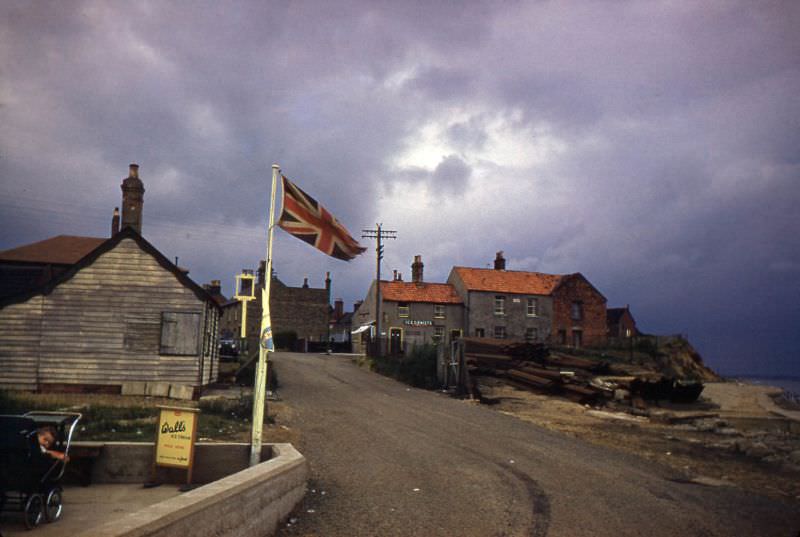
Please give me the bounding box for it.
[433,326,445,342]
[526,297,538,317]
[494,326,506,339]
[433,304,445,319]
[494,295,505,316]
[398,302,409,318]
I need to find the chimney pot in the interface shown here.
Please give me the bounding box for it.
[303,277,309,288]
[129,163,139,178]
[111,207,120,237]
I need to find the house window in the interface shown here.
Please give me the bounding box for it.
[433,304,445,318]
[433,326,445,342]
[494,296,505,316]
[398,302,409,317]
[160,311,201,355]
[525,327,538,342]
[494,326,506,339]
[475,328,485,338]
[571,301,583,321]
[526,298,538,316]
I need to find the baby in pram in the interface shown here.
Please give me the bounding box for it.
[36,426,69,462]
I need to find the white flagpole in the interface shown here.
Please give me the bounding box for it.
[250,163,280,466]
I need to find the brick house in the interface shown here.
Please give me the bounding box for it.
[607,305,638,339]
[448,252,607,347]
[550,272,607,347]
[353,256,464,355]
[220,263,330,350]
[330,299,357,344]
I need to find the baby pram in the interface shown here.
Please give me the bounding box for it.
[0,412,81,529]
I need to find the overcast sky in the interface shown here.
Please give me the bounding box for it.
[1,1,798,377]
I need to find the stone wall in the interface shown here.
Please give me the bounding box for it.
[464,291,553,341]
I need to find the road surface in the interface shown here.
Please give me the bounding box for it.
[273,352,799,537]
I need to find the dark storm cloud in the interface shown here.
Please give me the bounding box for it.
[1,0,798,376]
[432,155,472,191]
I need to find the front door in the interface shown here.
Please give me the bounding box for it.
[572,329,583,348]
[389,328,403,355]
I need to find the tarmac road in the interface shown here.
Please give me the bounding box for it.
[273,352,800,537]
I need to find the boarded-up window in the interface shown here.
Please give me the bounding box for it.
[124,316,160,352]
[160,312,201,355]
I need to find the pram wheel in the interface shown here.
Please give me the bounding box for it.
[24,494,44,529]
[45,488,63,522]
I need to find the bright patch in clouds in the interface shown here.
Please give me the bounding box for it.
[394,108,567,175]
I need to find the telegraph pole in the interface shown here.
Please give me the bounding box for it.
[361,224,396,357]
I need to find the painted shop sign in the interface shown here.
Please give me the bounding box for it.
[154,406,198,469]
[404,320,432,326]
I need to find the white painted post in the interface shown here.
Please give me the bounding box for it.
[250,164,280,466]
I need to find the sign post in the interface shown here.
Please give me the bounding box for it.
[234,271,256,355]
[152,406,199,485]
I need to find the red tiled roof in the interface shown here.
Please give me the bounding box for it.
[452,266,564,295]
[0,235,106,265]
[380,281,463,304]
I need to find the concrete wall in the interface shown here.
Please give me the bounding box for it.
[72,441,272,485]
[76,443,307,537]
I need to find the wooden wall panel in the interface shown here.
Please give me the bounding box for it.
[0,238,218,390]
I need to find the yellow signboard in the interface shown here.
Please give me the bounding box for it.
[154,406,198,469]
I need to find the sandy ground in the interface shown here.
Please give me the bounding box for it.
[477,378,800,503]
[0,484,181,536]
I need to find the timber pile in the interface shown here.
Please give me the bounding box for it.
[461,338,703,406]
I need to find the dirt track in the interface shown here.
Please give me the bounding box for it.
[273,352,800,537]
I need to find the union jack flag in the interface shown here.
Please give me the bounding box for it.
[277,175,366,261]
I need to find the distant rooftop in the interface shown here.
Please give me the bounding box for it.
[452,266,565,296]
[0,235,106,265]
[380,281,463,304]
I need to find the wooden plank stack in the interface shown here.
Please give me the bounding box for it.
[461,337,703,406]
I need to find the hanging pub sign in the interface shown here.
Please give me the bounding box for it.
[153,406,199,484]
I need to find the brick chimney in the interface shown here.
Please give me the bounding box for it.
[411,255,424,283]
[494,251,506,270]
[334,298,344,320]
[111,207,120,237]
[120,164,144,233]
[392,269,398,281]
[207,280,221,296]
[257,260,266,288]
